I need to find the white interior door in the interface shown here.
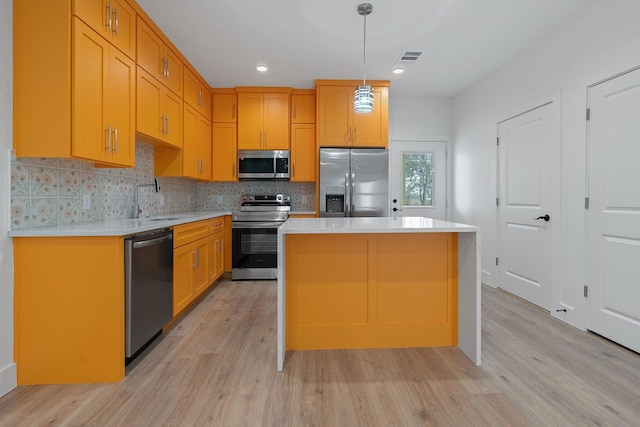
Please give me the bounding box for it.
[389,141,446,220]
[498,103,556,310]
[586,67,640,353]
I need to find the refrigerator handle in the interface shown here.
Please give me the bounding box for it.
[345,172,350,216]
[351,172,355,215]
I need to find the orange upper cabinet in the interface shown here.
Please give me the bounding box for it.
[72,0,136,59]
[183,104,212,181]
[136,16,183,97]
[14,2,135,166]
[291,93,316,124]
[72,19,135,166]
[137,67,183,149]
[184,66,212,120]
[290,89,316,182]
[212,90,238,182]
[212,93,237,123]
[291,124,316,182]
[237,89,290,150]
[316,80,389,148]
[212,123,237,182]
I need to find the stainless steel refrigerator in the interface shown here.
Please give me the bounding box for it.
[319,148,389,217]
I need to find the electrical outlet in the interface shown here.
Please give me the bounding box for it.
[301,195,307,203]
[82,193,91,210]
[159,194,165,206]
[217,196,223,204]
[188,195,191,205]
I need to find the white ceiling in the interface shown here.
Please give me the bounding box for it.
[136,0,594,98]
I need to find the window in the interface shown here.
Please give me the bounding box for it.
[402,152,434,206]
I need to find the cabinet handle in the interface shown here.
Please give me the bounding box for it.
[105,125,112,152]
[353,127,357,143]
[165,59,170,78]
[232,164,235,177]
[113,7,119,36]
[264,131,267,147]
[113,127,118,154]
[105,2,112,31]
[192,250,197,268]
[165,115,169,135]
[160,114,165,134]
[199,159,203,174]
[259,131,262,147]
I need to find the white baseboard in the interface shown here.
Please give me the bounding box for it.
[0,362,17,398]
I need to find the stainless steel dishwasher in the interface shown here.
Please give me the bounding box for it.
[124,228,173,362]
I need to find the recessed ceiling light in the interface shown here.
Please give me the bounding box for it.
[256,64,268,72]
[392,67,405,74]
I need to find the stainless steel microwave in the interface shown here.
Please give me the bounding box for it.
[237,150,290,180]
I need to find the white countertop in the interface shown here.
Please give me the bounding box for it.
[8,211,230,237]
[279,216,478,235]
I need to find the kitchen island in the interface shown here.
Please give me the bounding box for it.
[276,216,480,371]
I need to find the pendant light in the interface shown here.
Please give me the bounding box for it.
[354,3,374,113]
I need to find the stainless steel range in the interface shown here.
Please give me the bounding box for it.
[232,194,290,280]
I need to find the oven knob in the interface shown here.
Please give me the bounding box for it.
[276,194,283,202]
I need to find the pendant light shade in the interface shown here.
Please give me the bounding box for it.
[354,3,374,114]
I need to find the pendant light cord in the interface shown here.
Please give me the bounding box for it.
[362,9,367,85]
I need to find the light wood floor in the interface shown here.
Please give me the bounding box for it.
[1,280,639,426]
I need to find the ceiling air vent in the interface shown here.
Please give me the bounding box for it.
[396,51,423,65]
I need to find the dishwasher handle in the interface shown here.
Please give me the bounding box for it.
[132,233,173,249]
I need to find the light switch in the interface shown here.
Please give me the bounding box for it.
[82,193,91,210]
[217,196,223,204]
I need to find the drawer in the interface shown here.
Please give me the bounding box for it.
[209,217,224,234]
[173,220,210,248]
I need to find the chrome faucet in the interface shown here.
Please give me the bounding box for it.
[134,178,159,219]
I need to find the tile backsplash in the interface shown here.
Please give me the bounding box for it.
[10,141,316,230]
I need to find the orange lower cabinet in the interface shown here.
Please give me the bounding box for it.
[286,233,457,350]
[14,236,125,384]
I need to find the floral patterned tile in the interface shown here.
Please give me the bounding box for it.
[59,169,83,197]
[31,198,58,228]
[11,161,30,197]
[30,167,58,197]
[58,157,93,171]
[80,171,101,197]
[11,198,30,230]
[58,198,82,225]
[29,158,58,168]
[103,198,131,220]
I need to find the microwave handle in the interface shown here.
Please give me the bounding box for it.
[274,156,277,179]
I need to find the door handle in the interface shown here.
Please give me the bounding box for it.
[535,214,550,222]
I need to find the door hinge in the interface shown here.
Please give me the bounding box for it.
[496,137,500,146]
[496,197,500,206]
[586,108,591,121]
[585,197,590,209]
[496,257,499,266]
[584,285,588,298]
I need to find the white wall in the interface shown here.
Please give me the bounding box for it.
[451,0,640,328]
[389,97,451,140]
[0,0,16,397]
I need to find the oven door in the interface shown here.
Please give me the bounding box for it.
[232,221,283,280]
